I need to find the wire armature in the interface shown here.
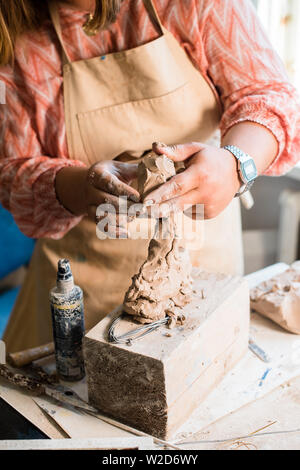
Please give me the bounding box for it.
[108,312,169,346]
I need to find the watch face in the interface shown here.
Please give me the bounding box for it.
[241,160,258,182]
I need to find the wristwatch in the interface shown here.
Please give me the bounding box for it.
[223,145,258,197]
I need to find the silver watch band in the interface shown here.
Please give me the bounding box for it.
[223,145,257,197]
[236,179,254,197]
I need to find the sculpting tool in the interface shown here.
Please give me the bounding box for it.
[259,368,272,387]
[108,312,169,345]
[8,342,55,368]
[0,363,97,413]
[249,338,271,363]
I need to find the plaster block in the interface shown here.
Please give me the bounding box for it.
[84,270,250,439]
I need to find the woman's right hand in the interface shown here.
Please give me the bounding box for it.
[55,160,140,225]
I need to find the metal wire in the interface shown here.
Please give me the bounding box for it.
[108,312,169,345]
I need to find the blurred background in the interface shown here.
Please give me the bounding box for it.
[243,0,300,273]
[0,0,300,337]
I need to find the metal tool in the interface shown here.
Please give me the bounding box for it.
[248,338,271,363]
[0,364,97,413]
[42,384,97,413]
[108,312,169,345]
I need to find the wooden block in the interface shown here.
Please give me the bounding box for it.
[84,270,250,439]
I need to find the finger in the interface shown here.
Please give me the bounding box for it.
[98,213,127,226]
[153,192,219,220]
[87,205,96,223]
[88,205,126,225]
[88,205,128,237]
[90,170,140,202]
[87,187,135,214]
[144,165,199,205]
[152,189,202,218]
[152,141,206,162]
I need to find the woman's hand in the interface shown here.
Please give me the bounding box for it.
[55,160,140,228]
[143,142,241,220]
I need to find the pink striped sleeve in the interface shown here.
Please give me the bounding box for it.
[0,70,85,239]
[198,0,300,175]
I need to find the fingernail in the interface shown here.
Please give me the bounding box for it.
[154,142,167,148]
[130,194,140,203]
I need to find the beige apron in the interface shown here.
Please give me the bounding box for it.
[4,0,244,352]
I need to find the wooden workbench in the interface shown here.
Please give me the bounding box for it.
[0,263,299,450]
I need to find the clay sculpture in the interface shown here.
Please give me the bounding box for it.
[123,152,193,325]
[251,261,300,334]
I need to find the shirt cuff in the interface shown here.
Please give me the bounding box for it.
[220,106,286,175]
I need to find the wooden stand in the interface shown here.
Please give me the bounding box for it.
[84,270,250,439]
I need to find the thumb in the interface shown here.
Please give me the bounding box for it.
[114,162,139,183]
[152,141,206,162]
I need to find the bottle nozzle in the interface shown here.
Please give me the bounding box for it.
[57,259,73,282]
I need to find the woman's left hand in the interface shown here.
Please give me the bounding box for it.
[143,141,241,219]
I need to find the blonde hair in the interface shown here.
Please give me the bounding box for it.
[0,0,123,65]
[86,0,122,33]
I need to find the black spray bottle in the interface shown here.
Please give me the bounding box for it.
[50,259,85,381]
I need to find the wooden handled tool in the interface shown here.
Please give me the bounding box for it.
[0,364,45,393]
[8,342,55,368]
[0,363,97,412]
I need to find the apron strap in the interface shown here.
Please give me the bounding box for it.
[48,0,71,65]
[143,0,164,36]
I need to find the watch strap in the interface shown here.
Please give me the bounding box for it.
[223,145,257,197]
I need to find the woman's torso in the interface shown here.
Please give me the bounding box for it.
[10,0,219,161]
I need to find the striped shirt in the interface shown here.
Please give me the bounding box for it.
[0,0,299,239]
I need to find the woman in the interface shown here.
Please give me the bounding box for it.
[0,0,299,352]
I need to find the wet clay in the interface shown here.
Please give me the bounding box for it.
[123,152,193,324]
[251,261,300,334]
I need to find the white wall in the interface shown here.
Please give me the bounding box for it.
[242,0,300,272]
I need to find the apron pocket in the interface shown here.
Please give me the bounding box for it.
[76,82,217,163]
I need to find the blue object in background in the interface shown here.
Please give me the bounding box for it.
[0,287,20,337]
[0,204,35,337]
[0,205,35,279]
